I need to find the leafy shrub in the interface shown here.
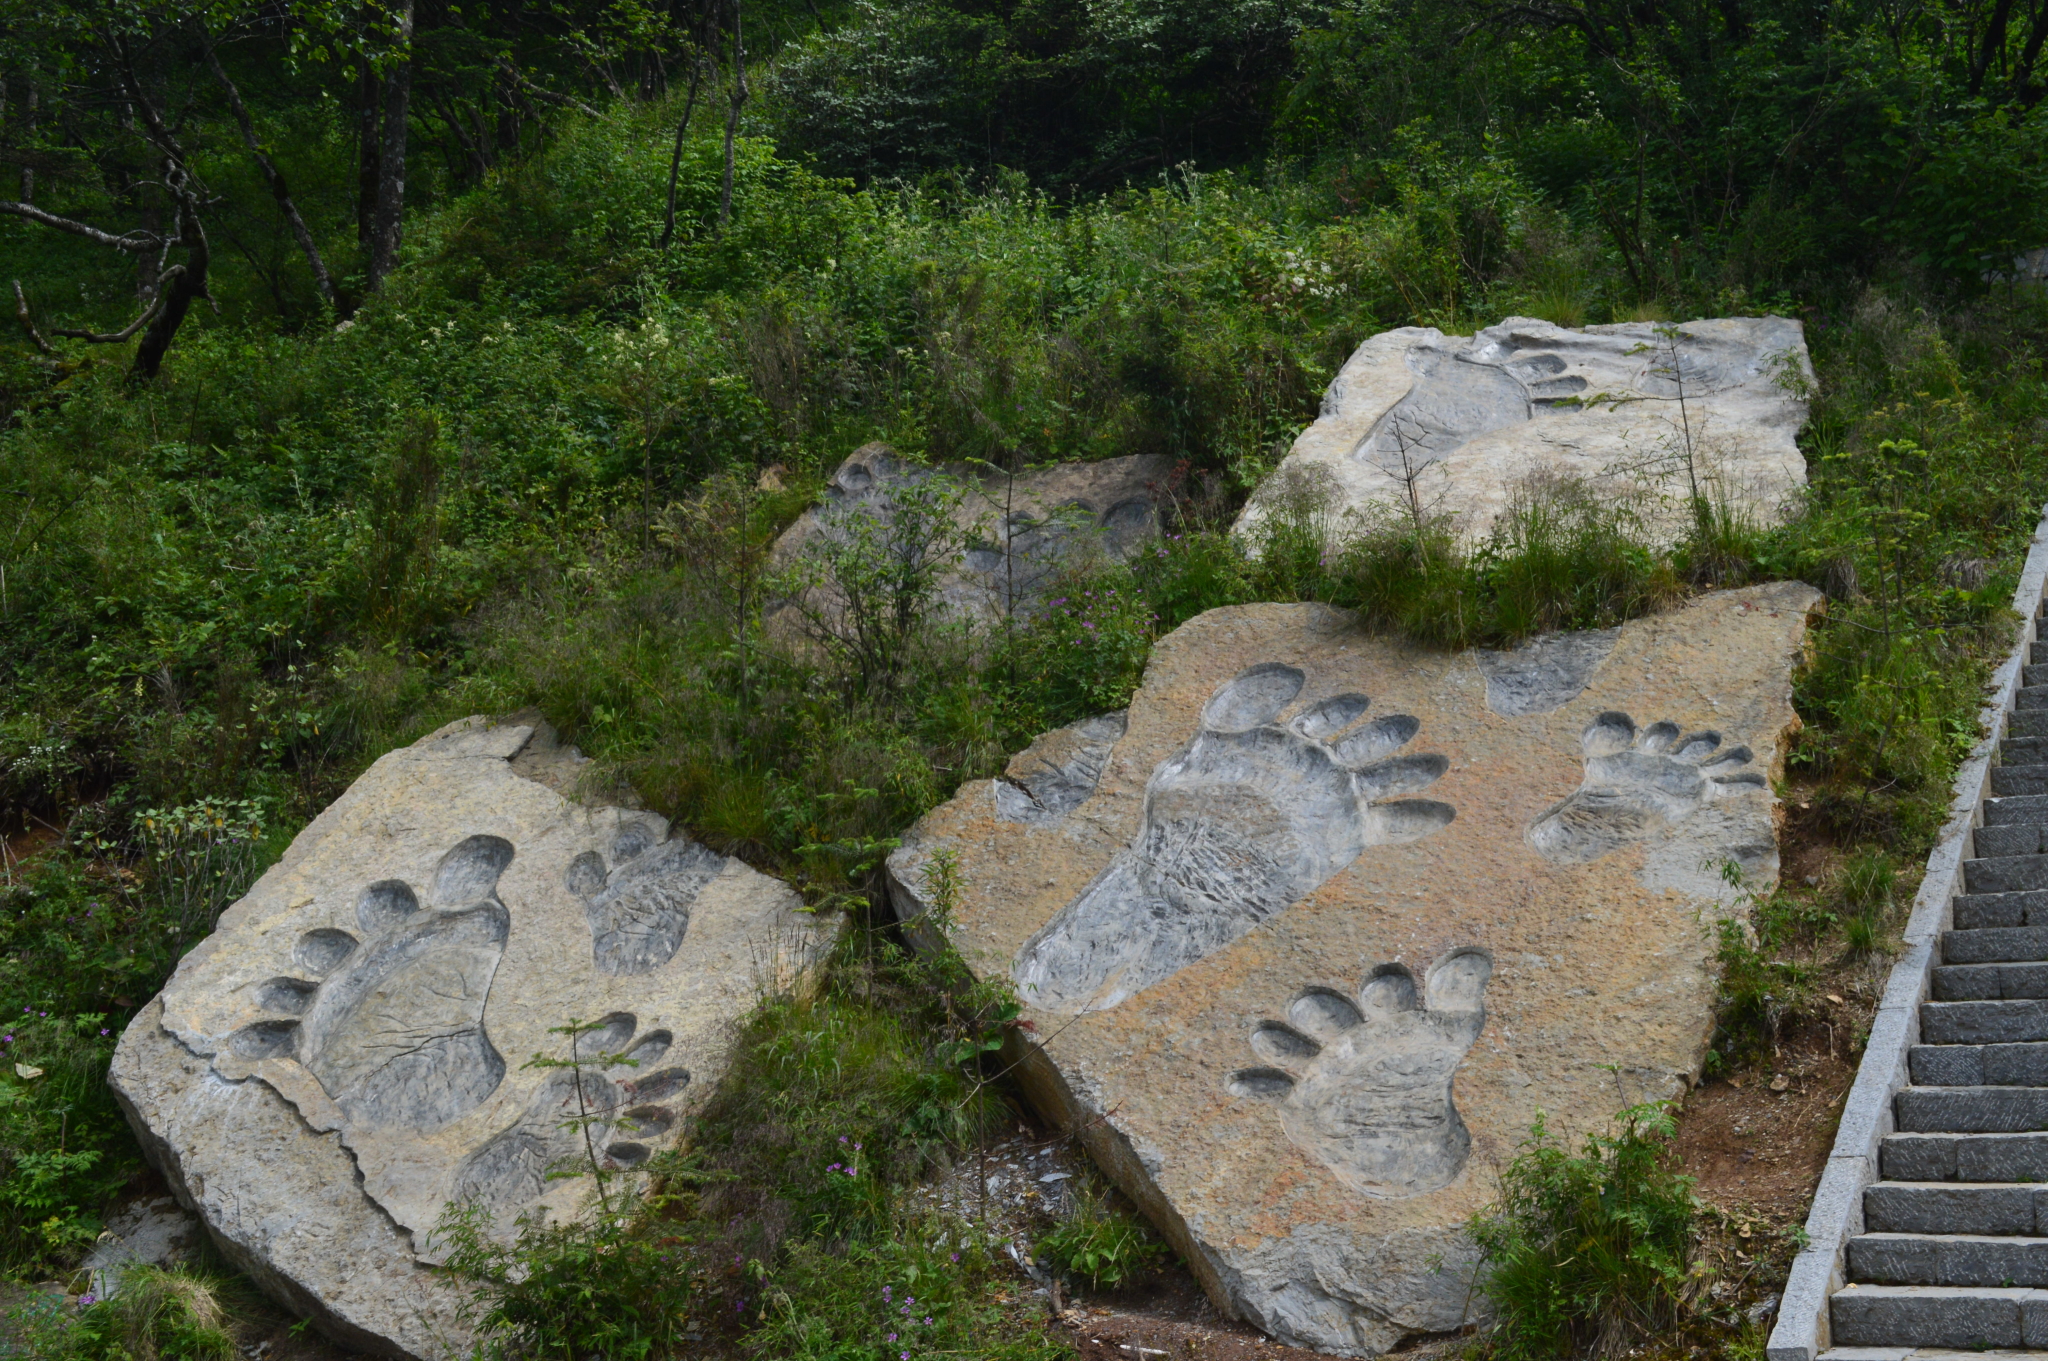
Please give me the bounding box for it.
[1001,571,1158,729]
[1468,1102,1700,1359]
[441,1203,692,1361]
[1037,1187,1168,1291]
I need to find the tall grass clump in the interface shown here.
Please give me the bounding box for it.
[65,1265,238,1361]
[1332,476,1683,649]
[1469,1102,1701,1359]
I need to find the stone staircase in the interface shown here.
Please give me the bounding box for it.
[1824,624,2048,1357]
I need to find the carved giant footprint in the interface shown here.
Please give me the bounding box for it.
[1527,710,1767,864]
[1012,664,1456,1014]
[1226,948,1492,1198]
[563,822,724,976]
[229,834,512,1130]
[452,1012,689,1211]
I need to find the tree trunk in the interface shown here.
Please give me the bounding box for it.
[719,0,746,230]
[368,0,415,292]
[659,53,708,248]
[357,59,381,255]
[20,79,35,204]
[133,195,208,381]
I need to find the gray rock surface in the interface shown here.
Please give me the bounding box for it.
[111,717,828,1358]
[82,1197,201,1300]
[1235,316,1812,545]
[772,444,1167,623]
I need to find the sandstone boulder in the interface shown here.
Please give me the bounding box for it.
[1234,316,1812,545]
[888,584,1821,1354]
[111,717,827,1358]
[772,444,1167,621]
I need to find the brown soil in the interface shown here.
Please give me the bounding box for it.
[1670,999,1869,1223]
[1054,1280,1471,1361]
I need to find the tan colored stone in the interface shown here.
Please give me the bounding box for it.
[1234,316,1812,545]
[888,584,1821,1355]
[111,718,829,1358]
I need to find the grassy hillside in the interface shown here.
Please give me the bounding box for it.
[7,4,2048,1350]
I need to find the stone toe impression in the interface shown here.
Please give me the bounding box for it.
[452,1012,689,1213]
[1012,663,1456,1014]
[227,834,514,1130]
[1527,710,1767,864]
[564,823,724,976]
[1226,947,1492,1198]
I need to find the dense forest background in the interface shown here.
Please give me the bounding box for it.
[7,0,2048,1352]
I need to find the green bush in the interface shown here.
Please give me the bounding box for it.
[1036,1187,1168,1291]
[441,1203,692,1361]
[1468,1102,1700,1359]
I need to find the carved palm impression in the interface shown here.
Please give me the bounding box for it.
[1013,663,1456,1014]
[1528,710,1765,864]
[1228,949,1493,1198]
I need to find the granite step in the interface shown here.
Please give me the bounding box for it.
[1821,1350,2048,1361]
[1850,1233,2048,1287]
[1895,1088,2048,1135]
[1995,769,2048,798]
[1965,858,2048,896]
[1987,795,2048,826]
[1945,926,2048,963]
[1910,1045,2048,1087]
[1866,1183,2048,1235]
[1830,1284,2048,1347]
[2005,739,2048,768]
[1922,1001,2048,1045]
[2011,714,2048,740]
[1934,964,2048,1001]
[1981,827,2048,859]
[1955,892,2048,931]
[1884,1132,2048,1182]
[2016,686,2048,712]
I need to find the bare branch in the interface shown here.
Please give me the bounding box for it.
[50,266,182,342]
[0,200,160,252]
[11,281,54,355]
[494,57,601,118]
[201,32,336,307]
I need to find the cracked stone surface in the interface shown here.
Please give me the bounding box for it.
[1234,316,1811,545]
[110,717,828,1359]
[886,584,1820,1356]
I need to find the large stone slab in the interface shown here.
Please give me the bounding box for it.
[110,717,827,1358]
[1234,316,1811,544]
[772,444,1167,621]
[888,583,1822,1354]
